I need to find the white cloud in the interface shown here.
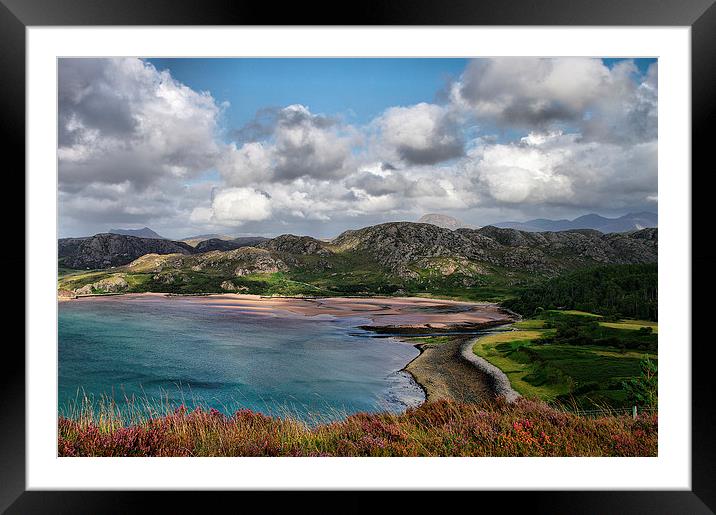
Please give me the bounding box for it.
[207,187,272,225]
[59,58,222,190]
[466,130,656,209]
[375,103,464,165]
[223,104,356,185]
[450,58,658,145]
[218,142,273,186]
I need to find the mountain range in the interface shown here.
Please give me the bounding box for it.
[491,212,658,233]
[58,221,657,298]
[416,212,657,233]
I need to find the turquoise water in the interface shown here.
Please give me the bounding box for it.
[58,296,424,422]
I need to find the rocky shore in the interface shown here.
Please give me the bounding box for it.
[403,335,495,403]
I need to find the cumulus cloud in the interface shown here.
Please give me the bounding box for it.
[221,104,355,185]
[346,167,448,198]
[193,187,272,225]
[59,58,222,190]
[466,130,657,209]
[375,103,465,165]
[58,58,229,236]
[580,61,658,144]
[450,58,657,145]
[217,142,273,187]
[451,58,607,125]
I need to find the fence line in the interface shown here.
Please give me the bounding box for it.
[559,406,657,419]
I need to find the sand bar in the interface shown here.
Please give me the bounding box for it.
[67,293,514,332]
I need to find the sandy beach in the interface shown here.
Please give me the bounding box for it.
[65,292,513,329]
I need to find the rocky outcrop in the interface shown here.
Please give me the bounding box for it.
[195,238,249,253]
[126,253,186,273]
[123,246,288,278]
[258,234,332,256]
[332,222,480,277]
[231,248,287,276]
[59,234,194,269]
[109,227,166,239]
[220,280,248,292]
[73,274,129,295]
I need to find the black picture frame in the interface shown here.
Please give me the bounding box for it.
[2,0,713,512]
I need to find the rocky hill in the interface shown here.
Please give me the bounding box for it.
[59,222,658,299]
[109,227,166,239]
[58,233,194,269]
[194,237,269,253]
[331,222,656,278]
[179,233,234,247]
[257,234,332,256]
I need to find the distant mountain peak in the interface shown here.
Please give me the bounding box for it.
[491,212,657,234]
[109,227,166,240]
[417,213,474,230]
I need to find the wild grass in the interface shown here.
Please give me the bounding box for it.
[599,320,659,334]
[512,319,546,329]
[58,397,657,457]
[413,336,453,346]
[558,310,603,317]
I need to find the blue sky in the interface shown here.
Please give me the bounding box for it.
[147,58,469,129]
[59,57,658,238]
[147,57,655,141]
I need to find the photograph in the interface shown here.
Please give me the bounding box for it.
[56,56,659,458]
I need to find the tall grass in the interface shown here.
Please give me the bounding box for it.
[58,397,657,457]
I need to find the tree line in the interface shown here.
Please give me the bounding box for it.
[502,264,657,321]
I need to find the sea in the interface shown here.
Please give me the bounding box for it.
[58,295,425,423]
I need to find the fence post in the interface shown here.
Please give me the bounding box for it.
[632,405,637,419]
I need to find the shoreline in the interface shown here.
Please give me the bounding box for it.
[60,290,518,409]
[59,291,514,332]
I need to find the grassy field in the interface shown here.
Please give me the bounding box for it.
[473,310,658,409]
[545,310,659,334]
[58,397,657,457]
[599,320,659,334]
[412,336,454,346]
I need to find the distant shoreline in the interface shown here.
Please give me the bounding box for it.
[58,292,513,330]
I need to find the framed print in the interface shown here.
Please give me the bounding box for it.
[3,0,715,512]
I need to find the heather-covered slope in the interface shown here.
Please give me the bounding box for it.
[58,398,657,457]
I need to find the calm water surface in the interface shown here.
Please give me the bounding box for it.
[58,296,424,422]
